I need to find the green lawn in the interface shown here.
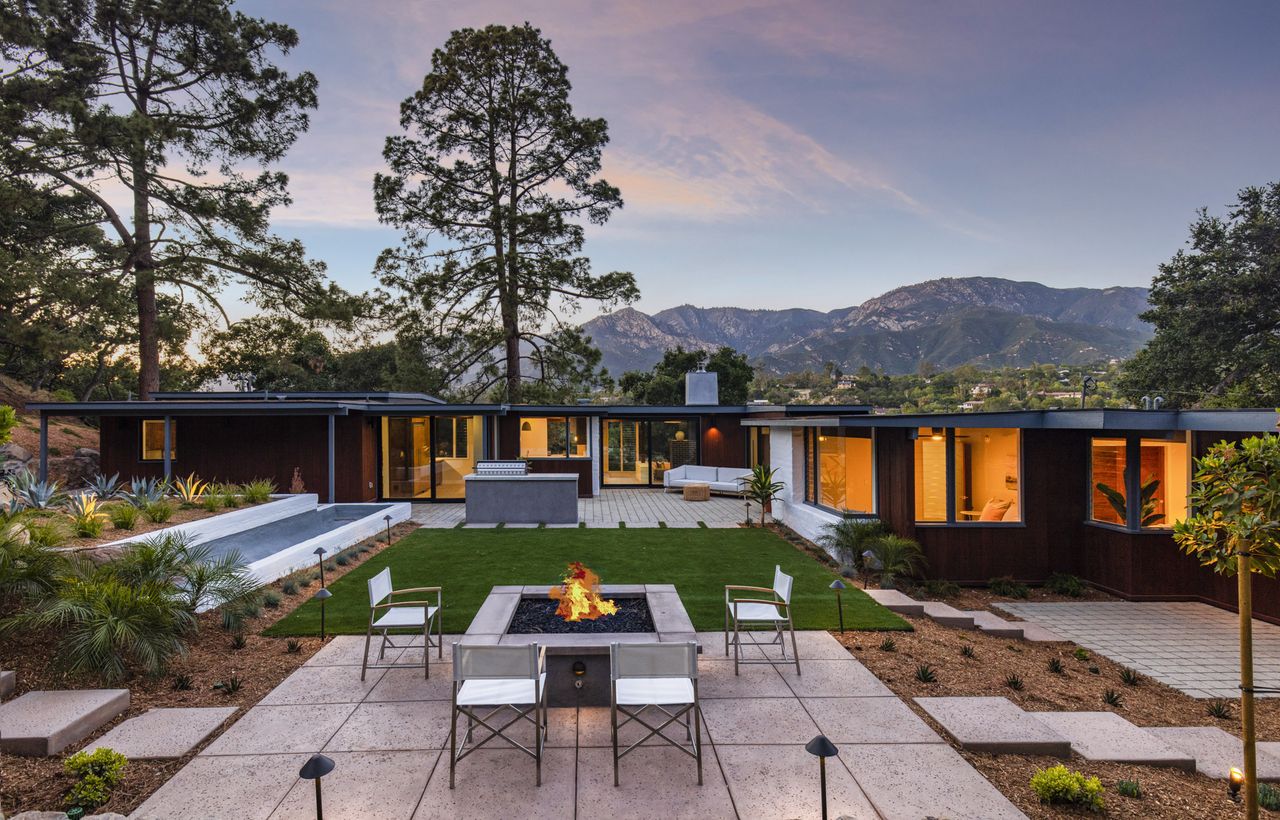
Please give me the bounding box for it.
[266,527,909,636]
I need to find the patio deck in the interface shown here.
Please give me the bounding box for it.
[132,631,1025,819]
[411,488,757,529]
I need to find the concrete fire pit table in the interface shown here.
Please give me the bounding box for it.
[462,584,698,707]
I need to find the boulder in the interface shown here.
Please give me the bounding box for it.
[73,447,100,459]
[0,442,31,464]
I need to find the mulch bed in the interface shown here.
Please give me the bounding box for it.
[61,501,267,551]
[835,615,1279,817]
[0,521,419,815]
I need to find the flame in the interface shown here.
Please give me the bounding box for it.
[549,562,619,621]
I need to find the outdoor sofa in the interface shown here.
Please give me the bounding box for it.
[663,464,752,495]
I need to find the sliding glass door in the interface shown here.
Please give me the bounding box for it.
[602,417,698,487]
[380,416,481,500]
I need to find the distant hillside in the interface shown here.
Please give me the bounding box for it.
[581,277,1152,375]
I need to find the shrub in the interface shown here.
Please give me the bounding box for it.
[0,530,66,603]
[915,663,937,683]
[1208,699,1232,719]
[878,636,897,652]
[1047,657,1064,674]
[108,503,139,531]
[1073,647,1090,661]
[1103,688,1124,707]
[1005,672,1025,691]
[922,579,960,598]
[1044,572,1085,597]
[67,493,107,538]
[218,484,243,508]
[143,499,174,523]
[988,575,1029,598]
[230,633,247,650]
[214,674,243,695]
[24,516,68,547]
[263,591,282,609]
[240,479,276,504]
[281,579,298,595]
[63,747,128,810]
[1120,667,1142,686]
[172,673,194,691]
[1117,779,1142,799]
[864,535,926,589]
[818,517,887,576]
[1029,764,1104,811]
[286,638,303,653]
[200,491,223,512]
[961,644,976,658]
[335,554,350,567]
[1260,783,1280,811]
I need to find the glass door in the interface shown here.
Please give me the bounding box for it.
[381,416,482,500]
[649,419,696,485]
[603,419,647,485]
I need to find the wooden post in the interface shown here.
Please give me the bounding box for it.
[38,413,49,482]
[162,415,172,482]
[1240,547,1259,820]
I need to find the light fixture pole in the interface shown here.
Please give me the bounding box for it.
[299,753,335,820]
[805,735,839,820]
[313,587,333,641]
[829,579,847,634]
[313,547,327,588]
[383,514,393,545]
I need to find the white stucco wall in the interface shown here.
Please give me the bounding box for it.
[766,425,843,558]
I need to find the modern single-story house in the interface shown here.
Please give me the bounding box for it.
[29,385,1280,621]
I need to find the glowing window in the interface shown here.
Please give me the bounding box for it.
[914,427,947,522]
[520,417,589,458]
[1139,437,1189,528]
[954,428,1021,523]
[813,429,874,514]
[1090,437,1128,526]
[140,419,175,461]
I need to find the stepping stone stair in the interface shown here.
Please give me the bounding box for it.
[920,601,976,629]
[864,588,924,616]
[83,707,239,760]
[0,689,130,756]
[1149,726,1280,780]
[964,610,1026,639]
[867,589,1070,641]
[919,696,1205,772]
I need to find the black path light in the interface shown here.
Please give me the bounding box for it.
[313,546,328,588]
[805,734,839,820]
[299,753,335,819]
[860,549,882,589]
[383,513,393,544]
[829,579,847,634]
[313,587,333,641]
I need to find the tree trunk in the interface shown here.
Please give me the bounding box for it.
[1240,551,1259,820]
[131,142,158,399]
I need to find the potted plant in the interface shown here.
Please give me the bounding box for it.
[740,465,784,527]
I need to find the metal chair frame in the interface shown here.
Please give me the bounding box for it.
[361,567,442,681]
[610,641,703,787]
[450,643,548,788]
[724,564,801,676]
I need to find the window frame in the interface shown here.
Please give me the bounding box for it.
[519,416,591,459]
[139,419,176,462]
[1086,431,1189,533]
[802,426,878,516]
[913,427,1024,528]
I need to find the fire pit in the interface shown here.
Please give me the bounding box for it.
[462,564,698,706]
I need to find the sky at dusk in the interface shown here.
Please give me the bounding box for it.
[238,0,1280,319]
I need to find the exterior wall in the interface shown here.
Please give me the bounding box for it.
[700,414,746,468]
[769,426,844,551]
[99,414,372,502]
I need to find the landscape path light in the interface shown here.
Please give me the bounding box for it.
[313,546,327,588]
[299,753,335,820]
[861,549,882,589]
[805,734,839,820]
[383,513,393,545]
[313,587,333,641]
[829,579,847,634]
[1230,765,1245,802]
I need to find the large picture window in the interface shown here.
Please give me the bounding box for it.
[1090,434,1188,530]
[520,417,589,459]
[140,419,176,461]
[803,428,874,514]
[915,427,1021,524]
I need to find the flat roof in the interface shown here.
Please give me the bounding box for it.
[151,391,444,404]
[742,408,1280,433]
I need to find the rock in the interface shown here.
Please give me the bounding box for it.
[0,442,31,464]
[73,447,99,459]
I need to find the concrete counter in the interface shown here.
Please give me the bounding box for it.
[464,474,579,525]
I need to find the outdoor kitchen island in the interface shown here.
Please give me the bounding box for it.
[462,582,699,706]
[463,460,579,525]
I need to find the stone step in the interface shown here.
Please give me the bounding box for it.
[0,669,14,700]
[963,610,1025,639]
[920,601,976,629]
[0,689,130,756]
[915,696,1071,756]
[1148,726,1280,780]
[1016,622,1069,642]
[83,707,238,760]
[1033,711,1195,771]
[864,588,924,616]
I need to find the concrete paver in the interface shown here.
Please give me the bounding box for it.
[1149,726,1280,780]
[268,750,437,820]
[715,743,879,820]
[411,488,757,528]
[965,610,1025,638]
[1033,711,1196,770]
[577,746,734,819]
[863,588,923,615]
[802,696,941,745]
[840,742,1026,820]
[83,706,237,759]
[778,659,895,698]
[0,689,130,756]
[259,664,386,706]
[700,697,821,744]
[921,601,975,629]
[324,701,453,752]
[412,748,577,818]
[201,703,356,755]
[914,696,1071,756]
[133,753,309,820]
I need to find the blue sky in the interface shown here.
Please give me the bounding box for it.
[238,0,1280,320]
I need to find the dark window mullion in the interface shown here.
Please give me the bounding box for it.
[945,429,957,524]
[1125,435,1141,531]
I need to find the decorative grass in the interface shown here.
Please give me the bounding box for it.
[267,527,910,635]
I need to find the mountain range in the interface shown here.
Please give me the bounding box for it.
[580,277,1153,376]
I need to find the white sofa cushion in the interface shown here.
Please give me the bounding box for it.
[717,467,751,485]
[683,465,719,483]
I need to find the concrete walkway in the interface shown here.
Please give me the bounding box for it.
[996,601,1280,699]
[412,488,757,529]
[132,632,1024,820]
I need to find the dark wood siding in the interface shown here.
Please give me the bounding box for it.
[700,414,746,467]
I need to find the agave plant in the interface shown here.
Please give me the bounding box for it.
[124,477,167,508]
[66,493,108,538]
[818,517,888,579]
[864,534,927,589]
[172,473,208,505]
[6,471,66,510]
[84,473,124,501]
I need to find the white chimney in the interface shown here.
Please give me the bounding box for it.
[685,363,718,405]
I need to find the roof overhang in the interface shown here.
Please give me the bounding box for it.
[29,401,355,417]
[742,408,1280,433]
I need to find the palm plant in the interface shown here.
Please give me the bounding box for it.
[111,534,260,630]
[864,534,927,589]
[66,493,107,538]
[818,517,887,580]
[6,471,66,510]
[740,465,785,526]
[84,473,124,501]
[0,527,67,604]
[171,473,208,506]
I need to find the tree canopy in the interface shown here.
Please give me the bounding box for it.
[1,0,349,398]
[1120,182,1280,408]
[374,23,637,403]
[621,346,754,405]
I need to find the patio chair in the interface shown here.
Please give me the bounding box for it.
[610,641,703,787]
[725,564,801,676]
[361,567,442,681]
[450,642,548,788]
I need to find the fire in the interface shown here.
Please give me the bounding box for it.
[549,562,619,621]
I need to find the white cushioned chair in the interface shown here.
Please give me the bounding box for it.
[361,567,442,681]
[450,642,548,788]
[610,641,702,787]
[724,564,800,676]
